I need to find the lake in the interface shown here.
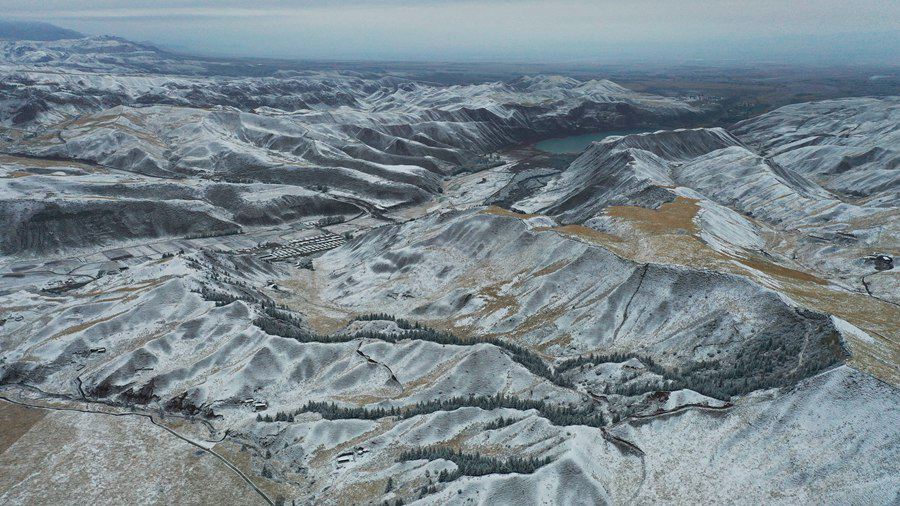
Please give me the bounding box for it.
[534,128,653,154]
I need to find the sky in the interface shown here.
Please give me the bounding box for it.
[4,0,899,63]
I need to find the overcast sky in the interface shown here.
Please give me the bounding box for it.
[4,0,899,63]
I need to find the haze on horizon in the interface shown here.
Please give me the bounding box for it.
[3,0,899,64]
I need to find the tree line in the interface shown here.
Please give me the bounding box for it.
[400,446,552,481]
[264,392,605,428]
[244,300,840,407]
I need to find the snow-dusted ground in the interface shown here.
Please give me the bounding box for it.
[510,123,897,300]
[0,42,696,256]
[0,34,897,506]
[733,97,899,204]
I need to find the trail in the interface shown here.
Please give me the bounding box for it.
[598,425,647,503]
[789,325,813,377]
[626,453,647,505]
[601,428,645,457]
[612,264,649,341]
[627,402,734,422]
[356,342,402,386]
[861,274,900,308]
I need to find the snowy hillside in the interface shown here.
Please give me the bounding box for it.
[0,31,897,506]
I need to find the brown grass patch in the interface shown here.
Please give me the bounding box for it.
[277,271,351,335]
[735,255,827,285]
[535,333,573,354]
[605,196,701,234]
[543,224,624,244]
[335,479,389,506]
[594,197,898,383]
[776,280,899,384]
[531,259,572,278]
[0,154,101,172]
[80,275,179,298]
[477,282,521,317]
[3,170,33,178]
[46,310,129,342]
[0,400,46,454]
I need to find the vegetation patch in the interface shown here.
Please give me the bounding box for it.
[483,415,522,431]
[267,392,606,427]
[557,327,845,400]
[399,445,553,481]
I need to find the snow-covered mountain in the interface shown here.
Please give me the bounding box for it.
[0,38,697,255]
[0,32,897,506]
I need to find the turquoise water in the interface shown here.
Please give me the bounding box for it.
[534,128,652,154]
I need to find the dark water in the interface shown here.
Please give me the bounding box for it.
[534,128,653,154]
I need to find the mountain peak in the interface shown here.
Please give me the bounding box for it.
[0,19,83,41]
